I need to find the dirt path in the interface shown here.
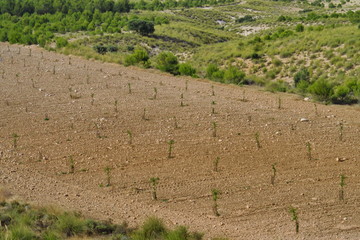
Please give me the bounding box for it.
[1,42,360,239]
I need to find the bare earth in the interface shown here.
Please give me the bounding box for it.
[1,42,360,239]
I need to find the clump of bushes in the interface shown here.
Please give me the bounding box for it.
[155,51,179,75]
[206,63,246,85]
[0,200,204,240]
[124,47,150,68]
[93,44,119,55]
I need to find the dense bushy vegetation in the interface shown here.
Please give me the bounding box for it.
[0,200,203,240]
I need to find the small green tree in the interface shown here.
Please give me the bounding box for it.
[179,63,196,77]
[128,19,155,36]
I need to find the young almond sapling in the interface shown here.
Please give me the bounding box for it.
[127,130,133,145]
[114,99,118,112]
[104,166,112,187]
[255,132,261,149]
[339,122,344,141]
[211,101,216,115]
[211,189,221,216]
[339,174,346,201]
[212,122,217,137]
[69,156,75,174]
[271,163,277,185]
[168,140,175,158]
[214,157,220,172]
[289,206,299,233]
[12,133,19,149]
[306,142,312,160]
[150,177,160,200]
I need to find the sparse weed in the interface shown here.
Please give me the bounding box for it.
[128,83,132,94]
[212,85,215,96]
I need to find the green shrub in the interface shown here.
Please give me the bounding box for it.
[93,44,108,54]
[124,47,149,67]
[294,68,310,86]
[8,225,36,240]
[265,80,288,92]
[128,19,155,36]
[55,212,86,237]
[223,66,245,84]
[55,37,68,48]
[308,78,334,101]
[155,52,179,75]
[179,63,196,77]
[295,24,305,32]
[132,217,166,240]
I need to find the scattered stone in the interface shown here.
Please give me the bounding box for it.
[336,157,347,162]
[300,118,309,122]
[304,97,310,101]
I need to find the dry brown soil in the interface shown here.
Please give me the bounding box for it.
[1,42,360,239]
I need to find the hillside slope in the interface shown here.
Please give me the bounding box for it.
[1,43,360,239]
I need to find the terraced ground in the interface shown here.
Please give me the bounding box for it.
[1,42,360,239]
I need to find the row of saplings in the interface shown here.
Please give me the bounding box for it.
[8,91,349,235]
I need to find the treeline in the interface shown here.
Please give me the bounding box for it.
[0,10,168,45]
[0,0,234,17]
[133,0,234,11]
[0,0,131,16]
[277,10,360,23]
